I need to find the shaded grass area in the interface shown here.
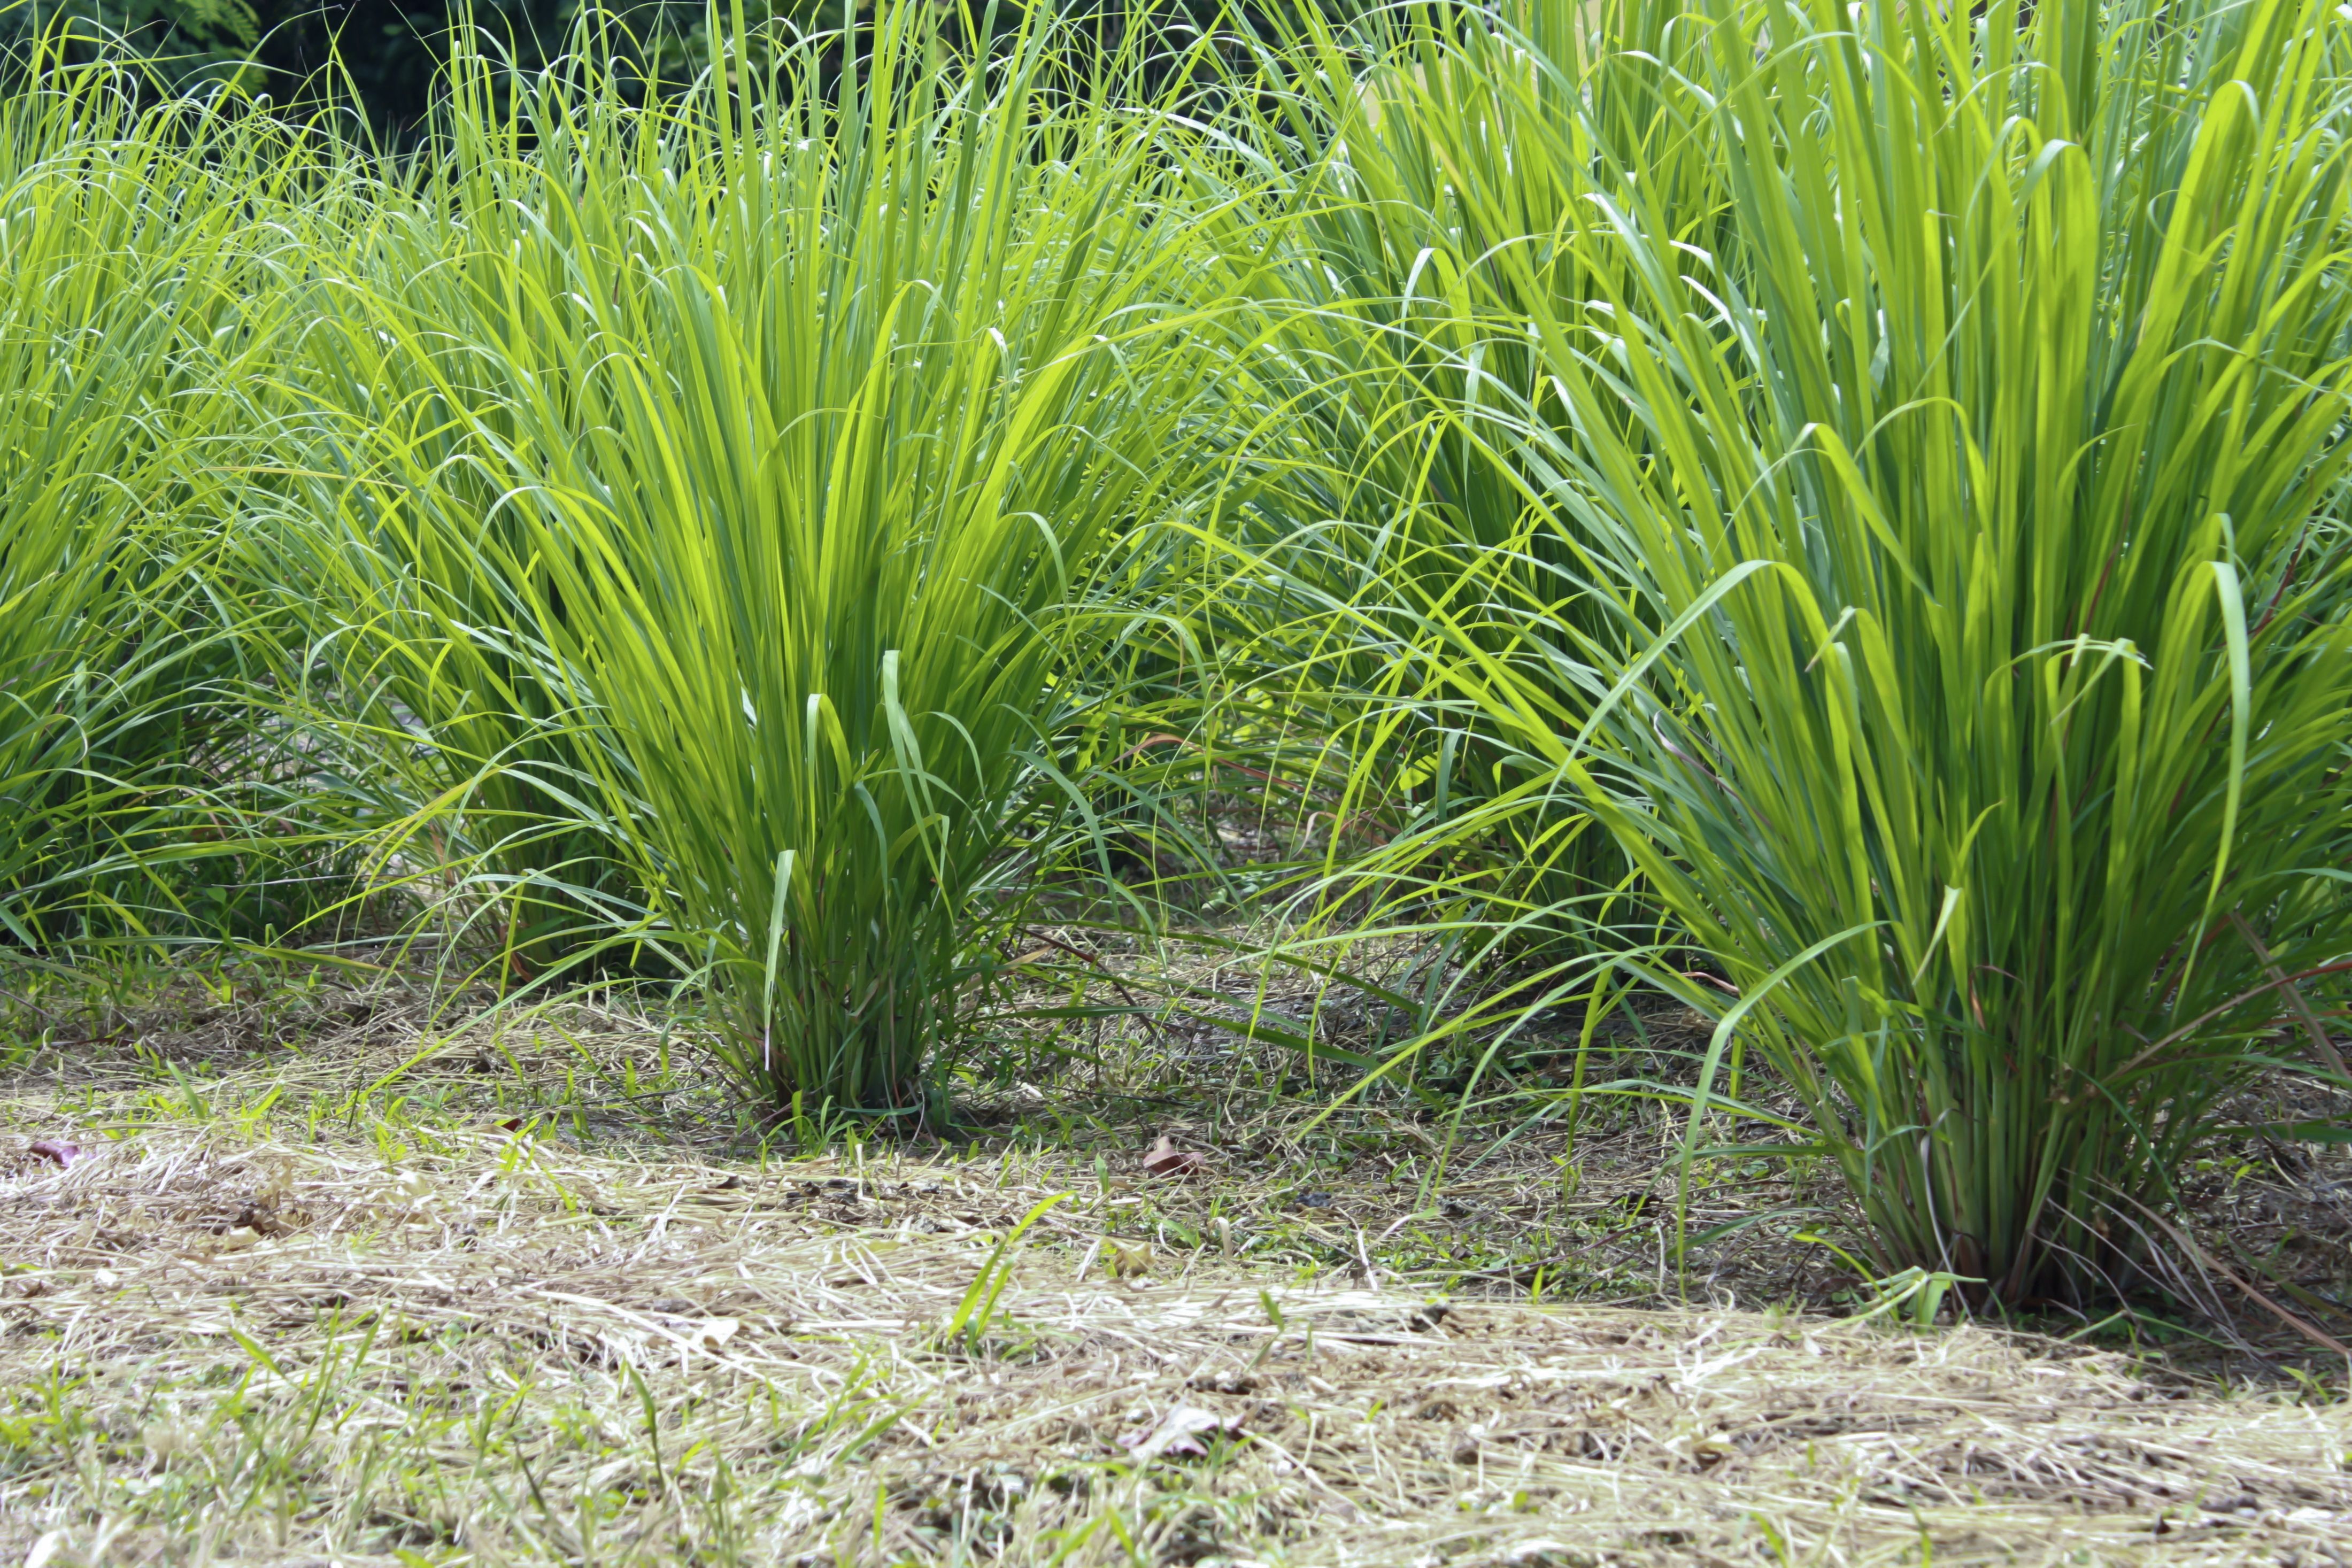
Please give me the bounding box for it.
[2,961,2350,1565]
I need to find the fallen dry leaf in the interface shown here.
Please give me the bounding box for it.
[1120,1404,1240,1462]
[688,1317,741,1350]
[1142,1134,1206,1178]
[26,1140,80,1169]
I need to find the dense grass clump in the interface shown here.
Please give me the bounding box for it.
[267,14,1248,1118]
[0,63,305,950]
[1304,0,2352,1304]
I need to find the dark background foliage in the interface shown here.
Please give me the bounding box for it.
[0,0,1339,138]
[3,0,621,134]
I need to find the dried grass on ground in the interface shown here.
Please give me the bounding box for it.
[0,965,2347,1566]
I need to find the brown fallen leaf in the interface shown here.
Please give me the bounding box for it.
[27,1140,80,1169]
[1142,1134,1206,1178]
[1120,1404,1241,1461]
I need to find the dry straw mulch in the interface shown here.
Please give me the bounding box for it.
[1,1125,2347,1567]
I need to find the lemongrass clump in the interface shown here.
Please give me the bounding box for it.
[0,58,298,949]
[1447,0,2352,1303]
[281,13,1237,1114]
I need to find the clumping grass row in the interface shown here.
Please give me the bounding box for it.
[6,0,2352,1310]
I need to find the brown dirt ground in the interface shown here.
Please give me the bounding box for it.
[0,958,2347,1565]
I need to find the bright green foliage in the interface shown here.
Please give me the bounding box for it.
[1192,3,1735,979]
[1410,0,2352,1303]
[287,17,1231,1113]
[0,67,290,949]
[262,211,651,976]
[14,0,2352,1316]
